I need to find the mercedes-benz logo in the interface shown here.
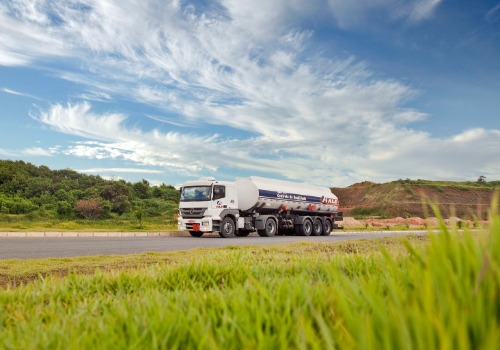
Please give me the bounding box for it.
[189,208,194,214]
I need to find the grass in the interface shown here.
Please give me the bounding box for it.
[0,205,499,349]
[397,179,500,190]
[348,206,388,219]
[0,214,178,232]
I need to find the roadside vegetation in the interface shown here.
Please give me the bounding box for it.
[1,203,498,349]
[0,160,179,231]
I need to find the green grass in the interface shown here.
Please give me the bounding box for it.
[399,179,500,190]
[0,214,178,232]
[349,206,388,219]
[0,206,499,349]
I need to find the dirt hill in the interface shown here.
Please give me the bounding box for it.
[332,179,500,220]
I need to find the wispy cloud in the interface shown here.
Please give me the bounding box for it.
[0,146,55,157]
[326,0,443,28]
[486,4,500,22]
[32,102,500,185]
[78,168,163,174]
[3,0,498,185]
[1,87,41,100]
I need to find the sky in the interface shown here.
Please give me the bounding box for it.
[0,0,499,188]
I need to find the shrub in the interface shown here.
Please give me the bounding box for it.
[133,199,177,217]
[0,196,37,214]
[56,201,74,218]
[74,198,105,219]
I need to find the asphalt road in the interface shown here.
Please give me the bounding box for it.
[0,231,426,259]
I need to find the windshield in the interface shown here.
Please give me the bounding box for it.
[180,186,212,201]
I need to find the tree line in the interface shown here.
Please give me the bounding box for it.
[0,160,179,220]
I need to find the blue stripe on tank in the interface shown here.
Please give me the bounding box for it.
[258,189,321,203]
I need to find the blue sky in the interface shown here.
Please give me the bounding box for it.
[1,0,499,187]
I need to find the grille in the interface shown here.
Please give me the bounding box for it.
[180,207,207,218]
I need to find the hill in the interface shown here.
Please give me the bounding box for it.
[332,179,500,220]
[0,160,179,229]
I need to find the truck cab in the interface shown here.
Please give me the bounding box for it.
[177,178,239,237]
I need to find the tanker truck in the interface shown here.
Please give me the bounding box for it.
[177,176,343,238]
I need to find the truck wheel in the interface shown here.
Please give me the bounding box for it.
[258,218,277,237]
[312,219,323,236]
[219,217,236,238]
[189,231,203,237]
[322,220,332,236]
[295,219,312,236]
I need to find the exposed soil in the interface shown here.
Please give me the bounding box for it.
[341,216,488,230]
[332,180,499,223]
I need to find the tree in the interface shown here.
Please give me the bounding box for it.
[133,179,151,199]
[477,176,486,183]
[56,201,74,218]
[99,181,132,215]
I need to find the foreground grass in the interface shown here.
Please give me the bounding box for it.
[0,214,499,349]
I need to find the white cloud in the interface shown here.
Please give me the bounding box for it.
[326,0,443,28]
[21,147,54,156]
[78,168,162,174]
[32,102,500,186]
[3,0,499,186]
[0,146,54,157]
[1,87,41,100]
[0,2,72,65]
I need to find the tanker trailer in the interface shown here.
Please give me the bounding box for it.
[177,176,343,238]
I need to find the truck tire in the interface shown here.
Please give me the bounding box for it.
[189,231,203,237]
[219,217,236,238]
[322,219,332,236]
[295,218,313,236]
[312,218,323,236]
[258,217,277,237]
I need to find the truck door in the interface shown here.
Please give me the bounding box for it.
[212,185,236,209]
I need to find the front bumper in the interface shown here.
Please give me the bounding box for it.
[178,217,214,232]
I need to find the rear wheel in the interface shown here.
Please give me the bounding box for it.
[258,217,277,237]
[312,219,323,236]
[189,231,203,237]
[219,217,236,238]
[295,218,313,236]
[322,220,332,236]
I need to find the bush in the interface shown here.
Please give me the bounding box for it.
[74,199,106,219]
[0,196,37,214]
[133,199,177,217]
[56,201,74,218]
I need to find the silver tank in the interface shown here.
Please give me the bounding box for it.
[234,176,339,213]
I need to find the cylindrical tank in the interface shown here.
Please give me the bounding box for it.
[235,177,338,213]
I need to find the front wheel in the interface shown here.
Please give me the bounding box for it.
[219,217,236,238]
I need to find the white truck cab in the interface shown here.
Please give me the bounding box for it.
[177,178,240,236]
